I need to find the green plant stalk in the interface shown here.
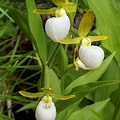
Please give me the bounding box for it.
[44,64,50,88]
[32,43,42,67]
[43,42,61,88]
[71,27,79,36]
[48,43,61,68]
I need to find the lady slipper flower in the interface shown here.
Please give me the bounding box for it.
[60,10,108,70]
[35,96,56,120]
[78,38,104,70]
[45,8,70,42]
[33,0,76,42]
[19,88,75,120]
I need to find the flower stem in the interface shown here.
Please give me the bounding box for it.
[44,63,50,88]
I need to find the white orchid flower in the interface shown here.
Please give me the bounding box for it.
[78,38,104,70]
[35,96,56,120]
[45,8,70,42]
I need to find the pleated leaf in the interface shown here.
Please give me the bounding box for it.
[78,10,94,37]
[62,52,115,95]
[68,99,109,120]
[56,80,120,113]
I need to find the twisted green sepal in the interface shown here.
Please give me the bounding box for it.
[60,10,108,45]
[51,94,76,100]
[33,0,76,15]
[78,10,94,37]
[87,36,108,42]
[63,2,76,13]
[60,37,82,44]
[52,0,66,7]
[33,7,57,14]
[19,91,45,98]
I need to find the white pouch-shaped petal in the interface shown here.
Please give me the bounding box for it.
[35,101,56,120]
[79,45,104,69]
[35,96,56,120]
[45,15,70,42]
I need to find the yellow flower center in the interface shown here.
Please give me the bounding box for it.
[42,95,52,104]
[55,8,66,17]
[82,38,91,47]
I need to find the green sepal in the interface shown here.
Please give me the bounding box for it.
[52,0,65,7]
[19,91,45,98]
[33,7,57,14]
[78,10,94,37]
[41,88,54,93]
[60,37,82,44]
[87,36,108,41]
[63,2,77,12]
[51,93,76,100]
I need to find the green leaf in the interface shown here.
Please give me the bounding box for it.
[63,2,77,12]
[56,99,82,120]
[88,108,104,120]
[68,99,109,120]
[110,88,120,120]
[110,88,120,107]
[33,7,57,14]
[112,0,120,10]
[78,10,94,37]
[58,45,68,75]
[49,69,61,94]
[19,91,45,98]
[0,114,13,120]
[60,37,82,44]
[71,80,120,94]
[0,20,11,37]
[56,80,120,113]
[62,52,115,95]
[6,6,32,40]
[95,58,120,102]
[87,0,120,67]
[26,0,47,65]
[52,0,66,7]
[56,100,81,120]
[16,101,38,112]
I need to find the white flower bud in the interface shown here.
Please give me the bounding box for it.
[79,45,104,69]
[35,96,56,120]
[45,15,70,42]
